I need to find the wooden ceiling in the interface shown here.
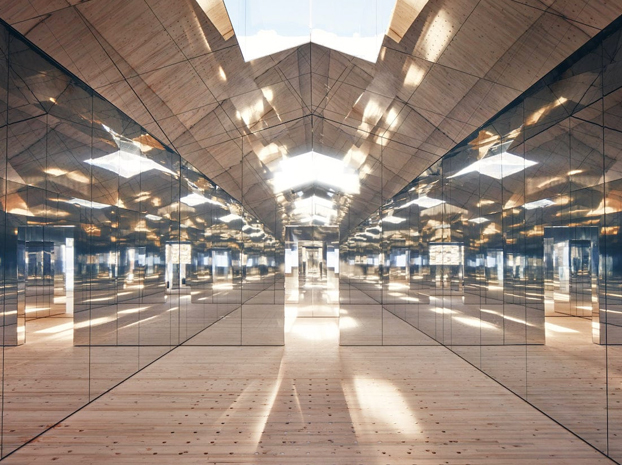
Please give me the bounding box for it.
[1,0,621,237]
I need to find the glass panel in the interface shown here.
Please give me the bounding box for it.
[338,15,621,462]
[605,130,622,461]
[0,18,283,458]
[340,209,383,345]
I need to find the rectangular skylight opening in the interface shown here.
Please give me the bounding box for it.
[223,0,397,62]
[271,151,360,194]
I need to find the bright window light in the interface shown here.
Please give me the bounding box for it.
[224,0,397,63]
[85,151,176,179]
[180,193,224,207]
[271,151,359,194]
[523,199,555,210]
[449,152,537,180]
[399,196,445,209]
[469,217,490,224]
[64,198,109,209]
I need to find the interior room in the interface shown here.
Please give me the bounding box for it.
[0,0,622,463]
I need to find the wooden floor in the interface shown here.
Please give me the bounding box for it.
[2,317,614,464]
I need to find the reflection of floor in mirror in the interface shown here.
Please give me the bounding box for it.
[3,316,614,464]
[285,276,340,317]
[454,315,621,458]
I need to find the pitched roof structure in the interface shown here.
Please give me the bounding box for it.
[2,0,621,237]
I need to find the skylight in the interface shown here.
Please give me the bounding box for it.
[271,151,360,194]
[223,0,397,62]
[449,153,537,180]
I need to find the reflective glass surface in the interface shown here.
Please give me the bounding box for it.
[340,16,622,461]
[0,20,283,458]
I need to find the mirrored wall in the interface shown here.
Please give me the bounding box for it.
[0,20,284,459]
[340,16,622,462]
[284,225,339,318]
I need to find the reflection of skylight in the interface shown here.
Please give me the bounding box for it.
[300,215,331,224]
[294,195,336,219]
[180,193,224,207]
[271,151,359,194]
[382,216,406,224]
[220,213,243,223]
[399,196,445,209]
[145,214,162,221]
[224,0,397,62]
[86,151,176,179]
[65,198,109,209]
[469,217,490,224]
[523,199,555,210]
[450,153,537,180]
